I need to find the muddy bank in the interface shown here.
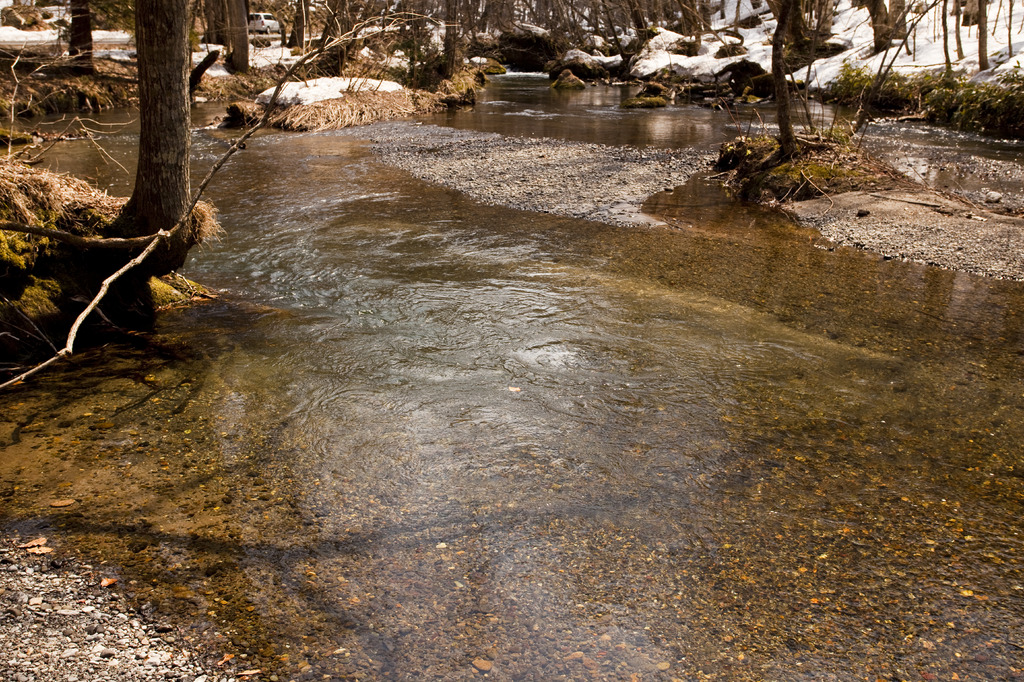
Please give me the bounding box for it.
[353,122,714,226]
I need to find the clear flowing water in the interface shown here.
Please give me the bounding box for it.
[3,79,1024,680]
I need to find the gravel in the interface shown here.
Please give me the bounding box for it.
[0,537,227,682]
[352,122,715,226]
[787,189,1024,280]
[355,121,1024,281]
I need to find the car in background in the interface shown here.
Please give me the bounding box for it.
[248,13,280,34]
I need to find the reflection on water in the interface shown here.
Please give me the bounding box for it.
[2,83,1023,680]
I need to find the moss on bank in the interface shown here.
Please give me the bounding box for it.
[715,135,911,203]
[0,160,218,366]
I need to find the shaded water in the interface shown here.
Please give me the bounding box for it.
[3,79,1024,680]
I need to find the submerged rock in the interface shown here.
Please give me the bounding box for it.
[551,69,587,90]
[622,96,668,108]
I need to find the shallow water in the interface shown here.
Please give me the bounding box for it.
[3,79,1024,680]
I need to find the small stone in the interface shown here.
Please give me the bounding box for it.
[472,658,493,672]
[656,661,672,671]
[100,648,117,658]
[985,191,1002,203]
[856,208,870,217]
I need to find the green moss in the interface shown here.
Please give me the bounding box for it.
[148,277,188,309]
[716,135,904,203]
[622,96,667,108]
[551,70,586,90]
[15,276,62,318]
[482,60,507,75]
[0,231,29,273]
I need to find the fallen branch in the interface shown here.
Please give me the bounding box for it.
[1,220,163,249]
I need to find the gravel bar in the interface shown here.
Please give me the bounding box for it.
[356,122,1024,280]
[789,189,1024,280]
[352,122,715,226]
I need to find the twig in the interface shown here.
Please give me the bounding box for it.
[0,221,165,249]
[800,170,834,212]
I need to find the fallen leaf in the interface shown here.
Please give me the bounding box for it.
[50,499,76,508]
[26,546,54,554]
[508,386,521,392]
[101,578,118,588]
[216,653,234,666]
[17,537,47,549]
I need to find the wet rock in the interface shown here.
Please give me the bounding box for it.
[552,69,586,90]
[472,657,493,671]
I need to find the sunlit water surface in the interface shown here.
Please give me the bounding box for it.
[3,77,1023,680]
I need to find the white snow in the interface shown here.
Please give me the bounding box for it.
[256,77,404,106]
[561,48,623,71]
[622,0,1023,89]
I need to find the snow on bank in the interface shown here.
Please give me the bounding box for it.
[256,77,404,106]
[629,0,1024,89]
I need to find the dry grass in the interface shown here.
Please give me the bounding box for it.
[0,159,218,243]
[271,89,444,131]
[0,159,124,234]
[188,199,220,244]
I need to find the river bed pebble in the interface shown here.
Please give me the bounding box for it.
[0,538,226,682]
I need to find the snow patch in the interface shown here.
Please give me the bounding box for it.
[256,77,404,106]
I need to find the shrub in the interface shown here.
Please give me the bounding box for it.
[828,63,934,112]
[924,67,1024,137]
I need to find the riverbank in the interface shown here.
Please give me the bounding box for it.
[358,121,1024,281]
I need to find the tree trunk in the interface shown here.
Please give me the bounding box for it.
[226,0,249,73]
[954,0,964,57]
[890,0,908,39]
[204,0,228,45]
[865,0,893,52]
[69,0,94,75]
[977,0,989,69]
[120,0,193,273]
[443,0,459,79]
[942,0,952,73]
[290,0,309,51]
[773,0,798,158]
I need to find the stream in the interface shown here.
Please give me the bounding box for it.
[2,75,1024,680]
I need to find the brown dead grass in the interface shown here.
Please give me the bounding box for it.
[0,159,124,234]
[271,89,444,131]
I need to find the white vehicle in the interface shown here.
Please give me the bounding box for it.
[248,12,280,34]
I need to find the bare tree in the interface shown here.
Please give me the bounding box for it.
[977,0,989,70]
[69,0,94,75]
[773,0,798,157]
[117,0,195,271]
[226,0,250,73]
